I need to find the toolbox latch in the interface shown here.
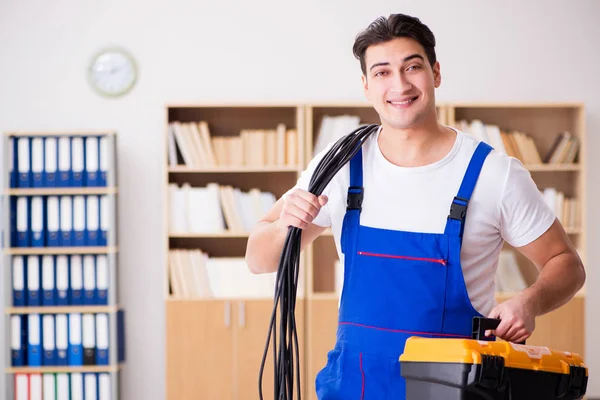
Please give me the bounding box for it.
[556,365,587,398]
[478,355,506,390]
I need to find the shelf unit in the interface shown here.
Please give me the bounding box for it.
[164,104,307,400]
[1,131,124,399]
[163,102,587,400]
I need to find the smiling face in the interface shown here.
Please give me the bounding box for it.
[362,37,441,130]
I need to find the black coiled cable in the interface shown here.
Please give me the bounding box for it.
[258,123,380,400]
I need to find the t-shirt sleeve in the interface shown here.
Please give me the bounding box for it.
[282,142,337,228]
[499,157,556,247]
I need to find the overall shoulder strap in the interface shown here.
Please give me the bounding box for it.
[340,147,364,255]
[444,141,493,242]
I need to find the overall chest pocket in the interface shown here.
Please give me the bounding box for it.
[350,250,449,333]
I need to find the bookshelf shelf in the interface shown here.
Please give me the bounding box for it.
[168,166,301,173]
[5,187,118,196]
[169,232,250,239]
[4,246,118,255]
[525,164,581,172]
[6,366,122,374]
[5,306,122,315]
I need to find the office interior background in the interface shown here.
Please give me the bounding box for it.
[1,0,599,398]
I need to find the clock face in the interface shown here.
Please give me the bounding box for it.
[88,48,137,97]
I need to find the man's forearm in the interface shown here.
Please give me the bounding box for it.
[245,220,289,274]
[521,250,585,316]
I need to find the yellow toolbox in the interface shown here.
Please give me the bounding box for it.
[400,318,588,399]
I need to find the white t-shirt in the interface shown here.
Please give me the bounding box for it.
[288,126,556,316]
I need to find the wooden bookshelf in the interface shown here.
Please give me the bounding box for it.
[164,102,587,400]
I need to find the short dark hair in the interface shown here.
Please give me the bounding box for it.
[352,13,437,75]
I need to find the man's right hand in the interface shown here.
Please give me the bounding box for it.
[276,189,328,230]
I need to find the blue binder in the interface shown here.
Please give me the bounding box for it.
[27,314,42,366]
[12,256,26,307]
[30,196,45,247]
[17,137,31,188]
[96,255,108,306]
[68,313,83,366]
[100,136,108,187]
[70,255,84,305]
[31,137,44,188]
[83,255,97,305]
[56,255,69,306]
[16,197,30,247]
[9,137,17,188]
[55,314,68,366]
[71,137,85,187]
[11,315,27,366]
[60,196,73,246]
[96,314,109,365]
[99,195,108,246]
[42,255,56,306]
[44,137,58,187]
[86,196,99,246]
[58,136,72,187]
[85,136,100,187]
[46,196,60,246]
[42,314,56,366]
[27,255,40,306]
[73,196,86,246]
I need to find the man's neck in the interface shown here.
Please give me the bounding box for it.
[377,119,456,168]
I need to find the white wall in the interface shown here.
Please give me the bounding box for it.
[1,0,599,398]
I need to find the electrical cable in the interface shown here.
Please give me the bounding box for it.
[258,123,380,400]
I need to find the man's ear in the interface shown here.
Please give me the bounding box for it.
[433,61,441,88]
[362,74,370,100]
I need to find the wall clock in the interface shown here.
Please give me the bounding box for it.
[88,47,138,97]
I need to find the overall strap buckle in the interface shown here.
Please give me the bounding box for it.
[347,186,364,211]
[448,196,468,221]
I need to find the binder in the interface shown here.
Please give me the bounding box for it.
[15,374,29,400]
[68,313,83,366]
[58,136,71,187]
[70,255,84,305]
[56,373,70,400]
[86,196,99,246]
[99,195,109,246]
[28,313,42,366]
[56,255,69,306]
[73,196,86,246]
[96,313,109,365]
[72,137,85,187]
[82,313,96,365]
[31,196,45,247]
[100,136,108,186]
[55,314,68,366]
[27,255,41,306]
[43,374,56,400]
[85,136,100,186]
[17,137,31,188]
[29,374,43,400]
[12,255,26,306]
[10,196,18,246]
[96,255,108,305]
[98,373,110,400]
[60,196,73,246]
[42,314,56,365]
[16,196,29,247]
[44,137,58,187]
[31,137,44,187]
[83,255,97,305]
[70,373,84,400]
[41,255,56,306]
[84,373,97,400]
[11,315,26,366]
[47,196,60,246]
[9,136,17,188]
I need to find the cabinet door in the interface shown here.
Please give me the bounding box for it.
[307,298,339,400]
[234,299,306,400]
[166,299,235,400]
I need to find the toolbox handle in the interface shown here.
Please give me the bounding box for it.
[472,317,526,345]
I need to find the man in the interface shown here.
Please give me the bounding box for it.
[245,13,585,399]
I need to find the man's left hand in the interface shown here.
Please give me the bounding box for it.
[486,295,537,344]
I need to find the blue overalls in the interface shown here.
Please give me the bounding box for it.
[315,141,493,399]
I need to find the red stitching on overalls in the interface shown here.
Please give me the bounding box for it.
[340,322,470,338]
[357,251,447,265]
[359,352,365,400]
